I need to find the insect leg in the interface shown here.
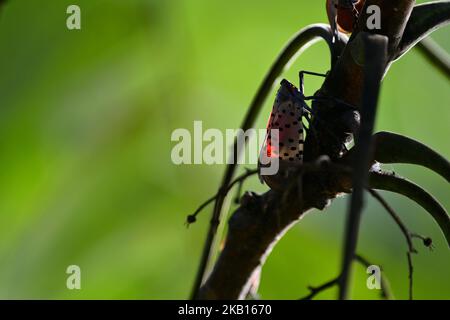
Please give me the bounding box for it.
[302,110,318,140]
[299,70,328,96]
[304,95,357,111]
[301,102,313,115]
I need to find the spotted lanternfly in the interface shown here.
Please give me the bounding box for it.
[259,72,325,190]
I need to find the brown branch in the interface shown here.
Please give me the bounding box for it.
[306,0,416,166]
[318,0,415,108]
[196,166,448,299]
[198,187,308,299]
[191,24,343,299]
[198,160,351,299]
[195,0,449,300]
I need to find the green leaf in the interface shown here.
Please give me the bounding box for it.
[396,1,450,59]
[369,171,450,247]
[372,131,450,182]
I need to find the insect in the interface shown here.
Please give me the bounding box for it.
[259,71,326,190]
[326,0,365,34]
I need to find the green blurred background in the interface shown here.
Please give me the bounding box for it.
[0,0,448,299]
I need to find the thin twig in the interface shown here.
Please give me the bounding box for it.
[186,169,258,226]
[191,24,344,299]
[411,233,435,251]
[407,252,414,300]
[368,189,416,299]
[368,189,416,253]
[233,169,250,204]
[299,278,339,300]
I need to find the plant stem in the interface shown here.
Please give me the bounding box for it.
[339,33,388,300]
[190,24,343,299]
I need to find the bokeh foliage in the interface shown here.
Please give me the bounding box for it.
[0,0,448,299]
